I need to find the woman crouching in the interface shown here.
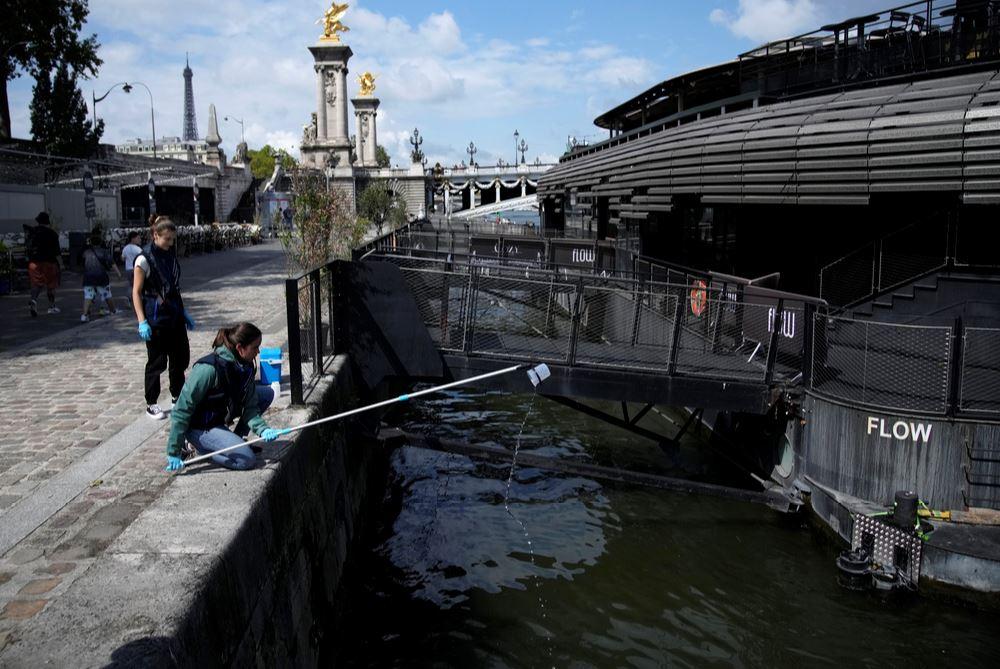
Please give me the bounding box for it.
[166,322,282,471]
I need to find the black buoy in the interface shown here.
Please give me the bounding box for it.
[836,548,873,591]
[892,490,919,530]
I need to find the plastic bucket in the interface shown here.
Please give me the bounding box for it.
[259,347,282,384]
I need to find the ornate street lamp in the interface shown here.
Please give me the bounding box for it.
[518,138,528,164]
[467,141,477,167]
[409,127,424,163]
[513,129,519,167]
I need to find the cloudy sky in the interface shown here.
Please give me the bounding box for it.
[7,0,885,167]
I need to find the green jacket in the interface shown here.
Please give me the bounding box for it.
[167,346,270,457]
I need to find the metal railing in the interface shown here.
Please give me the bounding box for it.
[819,217,954,308]
[287,223,1000,418]
[376,253,820,384]
[284,260,346,404]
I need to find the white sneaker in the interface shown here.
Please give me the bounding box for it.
[47,306,61,314]
[146,404,166,420]
[80,314,89,322]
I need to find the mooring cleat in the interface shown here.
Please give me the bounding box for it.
[526,363,551,387]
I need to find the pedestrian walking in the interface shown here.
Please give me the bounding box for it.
[165,322,281,471]
[81,234,122,322]
[121,231,142,289]
[25,212,62,317]
[132,216,195,421]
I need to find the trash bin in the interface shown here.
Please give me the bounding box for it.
[259,347,282,385]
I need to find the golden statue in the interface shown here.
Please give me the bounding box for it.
[358,71,376,97]
[317,2,350,43]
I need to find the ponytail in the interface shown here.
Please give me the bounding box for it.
[212,322,262,354]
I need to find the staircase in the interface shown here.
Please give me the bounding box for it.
[849,271,1000,326]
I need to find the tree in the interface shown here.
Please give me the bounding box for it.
[2,1,101,138]
[247,144,296,179]
[29,62,103,157]
[375,144,391,168]
[358,180,406,235]
[280,169,366,274]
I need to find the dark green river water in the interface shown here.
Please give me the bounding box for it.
[334,389,1000,668]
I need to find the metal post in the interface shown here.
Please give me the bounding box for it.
[948,317,965,416]
[567,278,584,365]
[311,269,323,373]
[285,278,304,405]
[802,303,816,387]
[667,291,686,376]
[332,261,350,356]
[326,264,336,356]
[764,298,784,384]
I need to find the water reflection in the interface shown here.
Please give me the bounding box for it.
[334,390,1000,668]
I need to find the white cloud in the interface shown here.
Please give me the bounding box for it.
[709,0,821,42]
[709,0,888,43]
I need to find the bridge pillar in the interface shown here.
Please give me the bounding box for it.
[495,181,501,205]
[521,178,527,198]
[351,96,380,167]
[469,184,477,210]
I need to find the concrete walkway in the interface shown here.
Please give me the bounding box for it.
[0,242,296,653]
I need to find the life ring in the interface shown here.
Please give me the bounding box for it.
[689,280,708,316]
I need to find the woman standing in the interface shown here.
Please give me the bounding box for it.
[165,322,282,471]
[132,216,195,420]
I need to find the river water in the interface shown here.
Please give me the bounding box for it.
[334,389,1000,667]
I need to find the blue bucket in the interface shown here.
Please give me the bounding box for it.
[259,347,282,384]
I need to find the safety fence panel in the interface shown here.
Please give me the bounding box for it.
[467,274,576,363]
[399,267,472,353]
[574,285,679,372]
[812,315,952,414]
[960,328,1000,415]
[674,297,773,381]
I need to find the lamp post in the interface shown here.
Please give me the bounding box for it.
[466,141,477,168]
[513,129,519,168]
[123,81,157,159]
[91,82,129,133]
[518,138,528,165]
[224,115,245,144]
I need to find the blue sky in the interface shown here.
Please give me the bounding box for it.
[7,0,885,166]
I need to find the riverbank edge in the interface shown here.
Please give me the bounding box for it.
[0,354,389,666]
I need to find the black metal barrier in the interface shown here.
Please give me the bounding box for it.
[287,245,1000,418]
[284,260,349,404]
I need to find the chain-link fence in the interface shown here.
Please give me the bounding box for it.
[960,328,1000,415]
[575,283,679,372]
[466,274,576,362]
[811,314,952,413]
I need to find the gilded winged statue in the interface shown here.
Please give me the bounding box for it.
[317,2,350,43]
[357,71,376,96]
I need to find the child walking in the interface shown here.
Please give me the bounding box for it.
[121,231,143,289]
[81,235,122,322]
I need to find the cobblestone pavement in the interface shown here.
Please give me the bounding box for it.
[0,242,285,353]
[0,241,295,646]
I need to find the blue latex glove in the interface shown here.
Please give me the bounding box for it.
[183,310,196,331]
[260,428,285,442]
[138,320,152,341]
[165,455,185,472]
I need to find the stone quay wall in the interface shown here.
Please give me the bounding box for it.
[1,355,389,667]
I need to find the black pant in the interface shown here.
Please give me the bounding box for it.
[144,321,190,405]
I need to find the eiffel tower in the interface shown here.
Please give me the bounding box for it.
[182,54,198,142]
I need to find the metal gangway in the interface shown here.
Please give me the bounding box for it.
[357,247,824,415]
